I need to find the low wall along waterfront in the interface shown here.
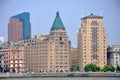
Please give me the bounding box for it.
[0,72,120,78]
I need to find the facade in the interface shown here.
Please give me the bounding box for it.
[25,12,71,72]
[8,12,31,42]
[107,45,120,68]
[78,13,107,71]
[8,18,23,42]
[0,53,4,68]
[70,48,78,68]
[0,43,26,72]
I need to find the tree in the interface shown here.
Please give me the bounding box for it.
[0,66,3,72]
[4,66,10,73]
[110,66,115,72]
[116,65,120,73]
[76,66,80,71]
[101,65,115,72]
[12,68,16,73]
[84,64,100,72]
[70,67,74,72]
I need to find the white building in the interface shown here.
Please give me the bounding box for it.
[107,45,120,68]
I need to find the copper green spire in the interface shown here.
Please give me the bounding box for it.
[50,12,65,31]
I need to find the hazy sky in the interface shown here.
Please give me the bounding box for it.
[0,0,120,47]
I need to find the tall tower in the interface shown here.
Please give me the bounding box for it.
[48,12,71,72]
[8,12,31,42]
[78,13,107,72]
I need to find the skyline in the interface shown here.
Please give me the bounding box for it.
[0,0,120,47]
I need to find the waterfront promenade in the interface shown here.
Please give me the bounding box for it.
[0,72,120,78]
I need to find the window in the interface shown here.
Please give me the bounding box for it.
[19,64,22,67]
[60,37,62,41]
[10,64,13,67]
[10,61,13,63]
[91,20,99,26]
[116,61,118,64]
[15,64,18,67]
[15,60,18,63]
[116,57,118,59]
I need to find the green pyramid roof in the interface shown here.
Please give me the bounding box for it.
[50,12,65,31]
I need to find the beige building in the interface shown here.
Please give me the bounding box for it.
[25,12,71,72]
[70,48,78,68]
[78,13,107,71]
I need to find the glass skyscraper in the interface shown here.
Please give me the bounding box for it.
[11,12,31,39]
[8,12,31,42]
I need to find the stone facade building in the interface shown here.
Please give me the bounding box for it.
[0,43,26,72]
[78,14,107,71]
[8,12,31,42]
[107,45,120,68]
[70,48,78,68]
[24,12,71,72]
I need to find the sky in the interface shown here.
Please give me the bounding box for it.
[0,0,120,48]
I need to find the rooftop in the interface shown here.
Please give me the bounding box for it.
[82,13,103,19]
[50,12,65,31]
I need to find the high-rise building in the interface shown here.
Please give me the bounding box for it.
[107,45,120,68]
[24,12,71,72]
[8,18,23,42]
[78,13,107,71]
[8,12,31,42]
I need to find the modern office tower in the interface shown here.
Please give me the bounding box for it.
[8,12,31,42]
[0,43,26,72]
[78,13,107,71]
[107,45,120,68]
[70,48,79,69]
[24,12,71,72]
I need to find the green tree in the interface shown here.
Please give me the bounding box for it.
[0,66,3,72]
[4,66,10,73]
[116,65,120,73]
[12,68,16,73]
[110,66,115,72]
[96,66,100,71]
[84,64,100,72]
[76,66,80,71]
[70,67,74,72]
[101,65,115,72]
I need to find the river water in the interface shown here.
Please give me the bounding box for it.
[1,77,120,80]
